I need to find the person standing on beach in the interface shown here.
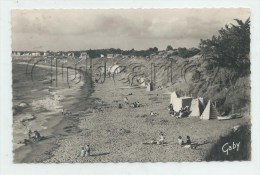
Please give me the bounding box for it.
[186,136,191,145]
[80,147,86,157]
[178,136,184,146]
[85,145,91,156]
[28,129,32,139]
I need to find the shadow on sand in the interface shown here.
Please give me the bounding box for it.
[90,152,110,157]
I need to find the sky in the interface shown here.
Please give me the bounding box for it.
[11,9,250,51]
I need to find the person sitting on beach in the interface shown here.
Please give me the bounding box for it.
[178,111,183,118]
[136,102,141,107]
[33,130,41,141]
[170,110,175,117]
[184,106,190,111]
[178,136,184,146]
[18,139,31,146]
[150,111,159,116]
[118,103,122,109]
[124,97,129,105]
[168,104,173,111]
[157,133,165,145]
[85,144,90,156]
[149,139,157,144]
[186,136,191,145]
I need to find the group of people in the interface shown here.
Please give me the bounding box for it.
[168,104,190,118]
[147,133,165,145]
[130,101,142,108]
[178,136,196,149]
[28,129,42,142]
[18,129,42,146]
[150,111,159,116]
[178,136,191,146]
[79,144,91,157]
[123,97,142,108]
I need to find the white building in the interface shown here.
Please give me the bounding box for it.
[31,52,41,56]
[107,54,114,58]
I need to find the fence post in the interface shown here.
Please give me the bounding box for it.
[85,56,88,75]
[50,57,53,85]
[56,58,58,87]
[150,63,153,84]
[62,64,63,80]
[67,67,70,88]
[171,60,173,83]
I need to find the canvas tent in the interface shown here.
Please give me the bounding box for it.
[170,96,193,111]
[171,91,179,98]
[189,98,205,117]
[146,82,153,91]
[140,78,146,87]
[198,97,205,107]
[200,100,219,120]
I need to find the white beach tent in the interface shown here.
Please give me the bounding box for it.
[146,83,153,91]
[189,98,205,117]
[198,97,205,107]
[140,78,146,87]
[170,96,193,111]
[171,91,179,98]
[200,100,219,120]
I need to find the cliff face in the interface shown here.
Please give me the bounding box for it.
[101,52,250,114]
[14,52,250,115]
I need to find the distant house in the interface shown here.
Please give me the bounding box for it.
[114,54,122,58]
[122,55,130,59]
[80,52,88,58]
[31,52,40,56]
[107,54,114,58]
[12,51,21,56]
[43,52,49,56]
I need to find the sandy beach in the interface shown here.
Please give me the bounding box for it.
[41,75,250,163]
[12,61,250,163]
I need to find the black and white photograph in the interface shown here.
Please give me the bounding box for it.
[1,1,260,174]
[11,9,251,163]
